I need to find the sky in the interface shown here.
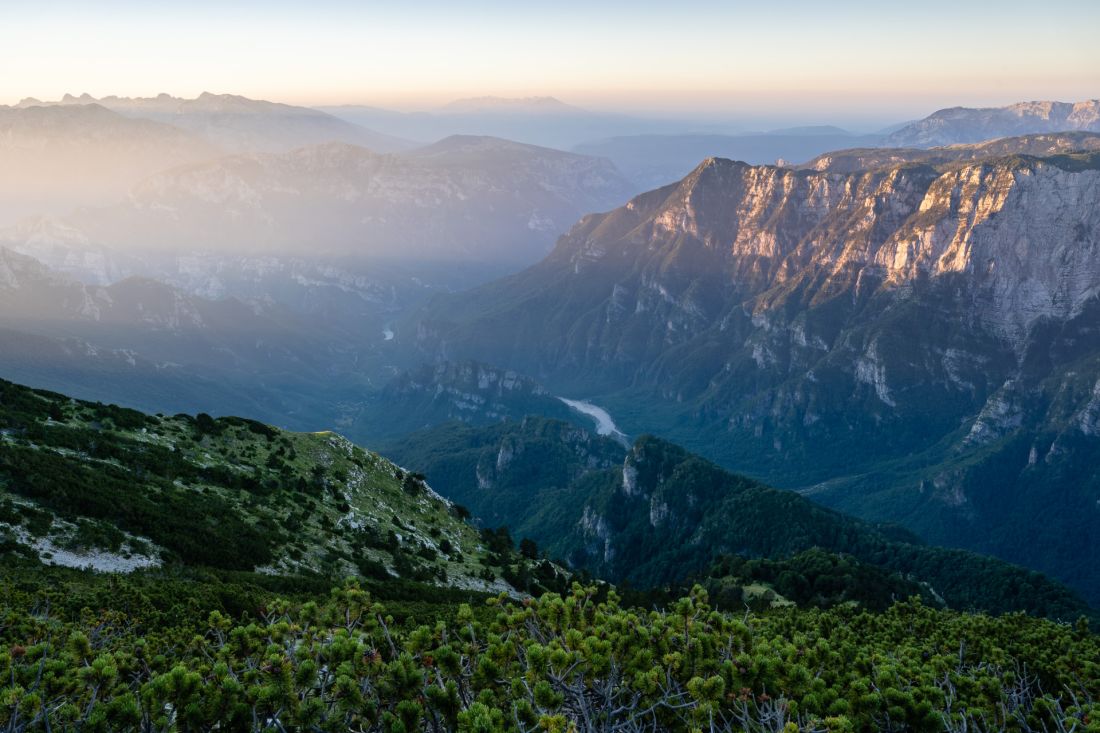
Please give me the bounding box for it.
[2,0,1099,127]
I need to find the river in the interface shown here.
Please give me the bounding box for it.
[558,397,628,444]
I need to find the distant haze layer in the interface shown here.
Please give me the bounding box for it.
[3,0,1099,127]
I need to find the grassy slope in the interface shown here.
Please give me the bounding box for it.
[0,377,561,595]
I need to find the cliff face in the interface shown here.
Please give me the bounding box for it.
[410,149,1100,602]
[557,154,1100,342]
[418,152,1100,378]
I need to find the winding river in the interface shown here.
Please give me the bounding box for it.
[558,397,628,444]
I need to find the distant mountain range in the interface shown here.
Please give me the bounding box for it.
[0,103,218,225]
[803,131,1100,172]
[0,93,413,227]
[0,122,639,439]
[0,135,636,309]
[436,96,588,115]
[8,95,1097,233]
[41,135,628,262]
[16,92,414,153]
[887,99,1100,147]
[320,96,743,151]
[324,97,894,188]
[572,100,1100,189]
[5,92,1100,608]
[320,97,1100,191]
[404,135,1100,604]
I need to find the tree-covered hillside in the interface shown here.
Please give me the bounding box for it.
[0,380,1096,731]
[386,417,1097,622]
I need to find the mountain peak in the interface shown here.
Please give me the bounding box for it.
[681,155,752,181]
[57,92,97,103]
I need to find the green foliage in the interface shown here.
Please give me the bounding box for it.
[383,416,626,532]
[0,377,561,594]
[0,579,1096,732]
[0,438,272,568]
[0,380,1096,730]
[519,538,538,560]
[392,420,1097,622]
[706,549,932,611]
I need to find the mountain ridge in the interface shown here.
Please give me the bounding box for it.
[0,103,221,225]
[0,376,562,595]
[437,96,585,115]
[887,99,1100,147]
[803,131,1100,172]
[16,93,415,153]
[384,416,1096,620]
[5,137,634,273]
[404,143,1100,603]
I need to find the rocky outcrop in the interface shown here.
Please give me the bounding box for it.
[624,155,1100,341]
[420,152,1100,374]
[578,505,614,564]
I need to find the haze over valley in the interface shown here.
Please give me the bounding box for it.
[2,2,1099,729]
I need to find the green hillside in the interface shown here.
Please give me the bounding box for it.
[0,380,1096,731]
[386,417,1097,622]
[0,378,562,596]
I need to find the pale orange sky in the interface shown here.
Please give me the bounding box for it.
[3,0,1098,123]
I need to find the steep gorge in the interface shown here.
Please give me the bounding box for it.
[407,149,1100,602]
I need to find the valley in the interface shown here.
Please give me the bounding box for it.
[403,137,1100,605]
[2,377,1096,731]
[5,99,1100,606]
[1,52,1099,728]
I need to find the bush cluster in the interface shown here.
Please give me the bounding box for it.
[1,580,1096,732]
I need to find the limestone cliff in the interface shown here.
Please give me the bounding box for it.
[410,147,1100,601]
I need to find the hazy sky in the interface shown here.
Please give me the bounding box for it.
[3,0,1098,125]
